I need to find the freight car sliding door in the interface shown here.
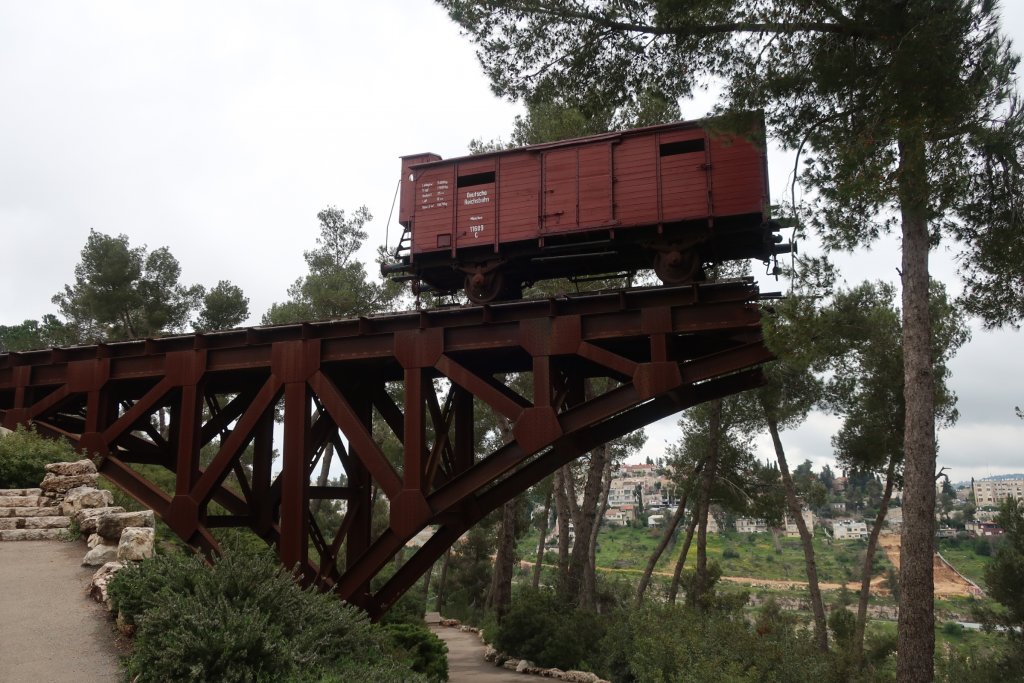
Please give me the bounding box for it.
[542,143,613,234]
[657,129,711,222]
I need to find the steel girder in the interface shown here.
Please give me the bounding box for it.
[0,280,773,618]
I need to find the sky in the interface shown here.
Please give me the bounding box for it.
[1,2,1022,484]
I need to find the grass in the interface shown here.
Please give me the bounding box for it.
[584,525,888,584]
[937,538,996,588]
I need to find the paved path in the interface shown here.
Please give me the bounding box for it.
[428,616,531,682]
[0,540,121,682]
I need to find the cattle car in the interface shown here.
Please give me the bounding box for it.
[383,114,789,303]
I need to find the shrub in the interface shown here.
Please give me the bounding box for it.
[109,544,428,682]
[0,424,78,488]
[494,588,606,671]
[722,547,740,559]
[383,623,448,682]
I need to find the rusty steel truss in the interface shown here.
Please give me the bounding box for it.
[0,280,773,618]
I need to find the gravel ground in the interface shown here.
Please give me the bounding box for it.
[0,540,122,682]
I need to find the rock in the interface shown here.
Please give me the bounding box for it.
[44,459,97,476]
[82,543,118,566]
[563,671,600,683]
[540,668,564,679]
[0,528,66,541]
[0,488,42,497]
[117,527,155,561]
[75,507,126,534]
[87,533,103,548]
[504,659,521,670]
[8,506,60,518]
[62,486,114,515]
[23,516,70,530]
[97,510,155,541]
[40,472,98,495]
[517,660,536,673]
[0,496,43,508]
[89,561,125,605]
[0,519,17,530]
[439,618,461,627]
[483,645,498,663]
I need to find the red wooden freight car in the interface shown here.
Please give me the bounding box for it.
[383,115,789,303]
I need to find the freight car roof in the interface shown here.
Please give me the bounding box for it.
[402,116,745,169]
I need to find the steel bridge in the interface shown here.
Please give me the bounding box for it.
[0,280,772,618]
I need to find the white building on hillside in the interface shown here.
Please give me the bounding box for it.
[833,519,868,541]
[735,517,768,534]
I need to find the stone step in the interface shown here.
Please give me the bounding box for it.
[0,488,43,497]
[0,516,71,531]
[0,528,67,541]
[0,496,44,508]
[0,506,60,518]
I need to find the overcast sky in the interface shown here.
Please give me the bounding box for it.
[1,2,1021,484]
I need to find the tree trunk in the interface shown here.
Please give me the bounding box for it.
[855,457,897,660]
[569,444,609,609]
[310,442,334,516]
[635,458,706,604]
[584,453,613,608]
[895,130,937,683]
[690,398,722,609]
[434,548,451,613]
[668,511,700,604]
[533,483,554,589]
[487,497,518,620]
[764,408,828,652]
[421,561,433,608]
[553,466,572,577]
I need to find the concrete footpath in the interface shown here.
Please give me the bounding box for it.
[428,614,532,682]
[0,540,121,682]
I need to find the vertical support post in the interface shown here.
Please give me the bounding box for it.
[403,368,426,492]
[252,406,275,537]
[453,385,474,475]
[175,384,202,495]
[533,355,551,407]
[345,386,373,601]
[280,380,310,578]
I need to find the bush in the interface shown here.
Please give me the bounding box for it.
[383,623,448,682]
[108,544,429,682]
[494,588,606,671]
[0,424,78,488]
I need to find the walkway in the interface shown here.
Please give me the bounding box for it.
[427,614,531,682]
[0,540,121,681]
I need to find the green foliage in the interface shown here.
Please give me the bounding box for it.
[52,229,204,342]
[383,623,449,682]
[494,588,606,672]
[0,315,74,352]
[108,544,428,682]
[0,425,79,488]
[264,206,401,325]
[195,280,250,332]
[601,601,836,683]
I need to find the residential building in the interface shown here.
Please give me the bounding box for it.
[735,517,768,534]
[783,508,815,537]
[832,519,868,541]
[972,478,1024,506]
[966,520,1004,537]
